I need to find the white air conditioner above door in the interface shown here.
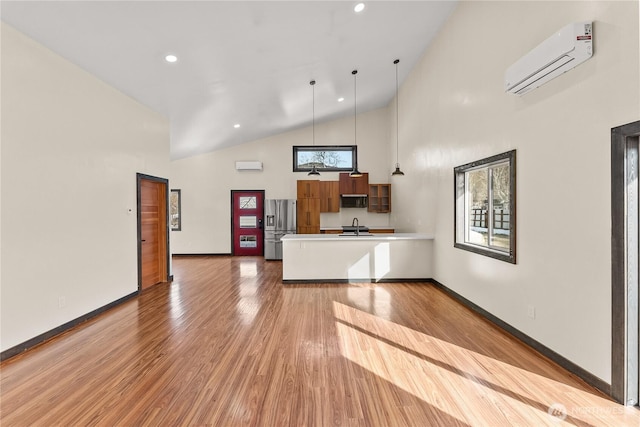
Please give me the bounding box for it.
[505,21,593,95]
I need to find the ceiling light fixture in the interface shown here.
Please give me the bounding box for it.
[350,69,363,178]
[308,80,320,176]
[164,54,178,63]
[234,124,240,128]
[354,3,365,13]
[392,59,405,176]
[338,97,345,103]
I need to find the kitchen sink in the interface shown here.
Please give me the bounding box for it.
[342,225,369,233]
[338,232,373,236]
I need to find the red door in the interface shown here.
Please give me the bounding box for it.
[232,190,264,256]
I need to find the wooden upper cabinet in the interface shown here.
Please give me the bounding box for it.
[319,181,340,213]
[368,184,391,213]
[297,180,320,199]
[339,172,369,195]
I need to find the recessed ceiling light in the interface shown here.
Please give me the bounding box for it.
[338,97,345,102]
[354,3,365,13]
[164,54,178,63]
[234,124,241,128]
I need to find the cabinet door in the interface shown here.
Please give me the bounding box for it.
[354,173,369,194]
[368,184,391,213]
[339,173,351,194]
[380,184,391,212]
[297,180,320,199]
[296,198,320,233]
[368,185,379,212]
[339,172,369,195]
[319,181,340,213]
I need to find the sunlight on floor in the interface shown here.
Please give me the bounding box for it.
[237,260,260,325]
[333,301,640,426]
[169,283,185,325]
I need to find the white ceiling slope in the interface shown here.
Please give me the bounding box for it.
[1,1,457,160]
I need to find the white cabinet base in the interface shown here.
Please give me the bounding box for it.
[281,233,433,283]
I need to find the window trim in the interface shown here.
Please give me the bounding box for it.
[454,150,516,264]
[292,145,357,172]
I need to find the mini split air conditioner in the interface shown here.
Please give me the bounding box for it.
[505,21,593,95]
[235,161,263,171]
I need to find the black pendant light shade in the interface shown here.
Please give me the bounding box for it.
[349,69,363,178]
[392,59,405,176]
[392,164,405,176]
[308,80,321,176]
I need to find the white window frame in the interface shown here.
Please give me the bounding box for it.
[454,150,516,264]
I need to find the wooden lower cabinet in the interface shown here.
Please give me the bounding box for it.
[320,228,395,234]
[296,198,320,234]
[369,229,394,234]
[320,229,342,234]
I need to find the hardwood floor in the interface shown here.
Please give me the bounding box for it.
[1,256,638,426]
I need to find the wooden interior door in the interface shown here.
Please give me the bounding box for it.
[138,174,168,290]
[232,190,264,256]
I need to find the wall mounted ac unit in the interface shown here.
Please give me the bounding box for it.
[505,21,593,95]
[235,161,263,171]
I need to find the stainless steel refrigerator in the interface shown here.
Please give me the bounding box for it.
[264,199,296,260]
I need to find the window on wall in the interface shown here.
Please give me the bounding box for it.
[170,189,181,231]
[293,145,357,172]
[454,150,516,263]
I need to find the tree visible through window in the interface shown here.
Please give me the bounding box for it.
[454,150,516,263]
[292,145,357,172]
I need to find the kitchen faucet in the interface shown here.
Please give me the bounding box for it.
[352,217,359,235]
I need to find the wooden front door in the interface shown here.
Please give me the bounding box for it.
[138,174,169,290]
[231,190,264,256]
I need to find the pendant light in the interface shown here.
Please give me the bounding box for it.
[350,69,363,178]
[308,79,320,176]
[392,59,405,176]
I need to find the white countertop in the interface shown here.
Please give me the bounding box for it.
[281,233,434,242]
[319,226,395,231]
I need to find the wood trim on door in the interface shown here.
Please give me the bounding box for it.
[137,173,171,291]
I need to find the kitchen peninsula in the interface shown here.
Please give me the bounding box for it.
[281,233,433,283]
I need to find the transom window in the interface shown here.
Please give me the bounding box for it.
[454,150,516,263]
[293,145,357,172]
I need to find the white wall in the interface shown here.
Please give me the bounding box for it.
[170,107,393,254]
[390,1,639,383]
[0,24,170,352]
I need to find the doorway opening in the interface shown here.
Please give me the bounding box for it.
[611,120,640,406]
[231,190,265,256]
[137,173,170,291]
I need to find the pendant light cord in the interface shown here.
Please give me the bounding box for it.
[392,59,404,176]
[311,80,316,146]
[395,59,399,163]
[353,70,357,146]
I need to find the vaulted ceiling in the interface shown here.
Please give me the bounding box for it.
[2,1,457,159]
